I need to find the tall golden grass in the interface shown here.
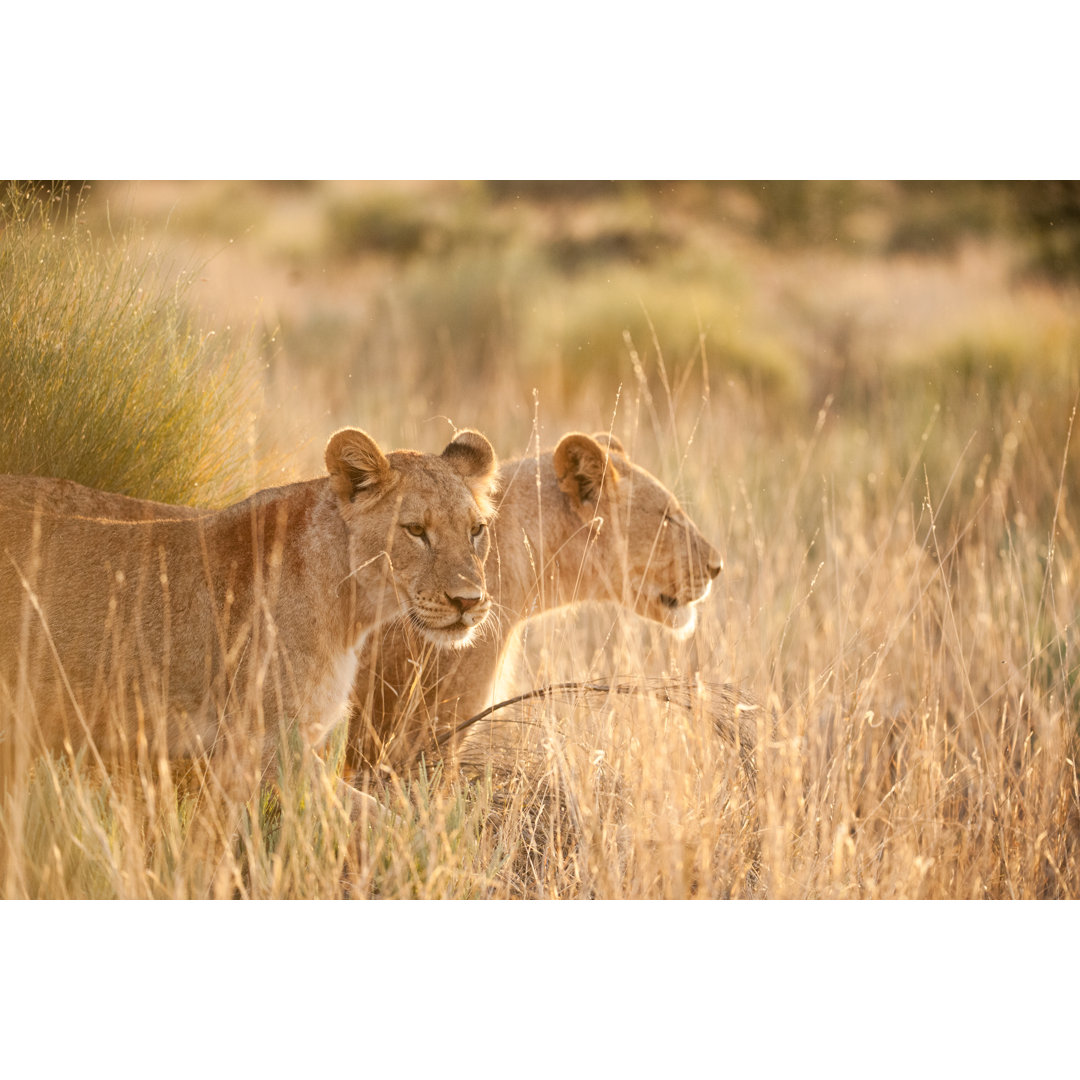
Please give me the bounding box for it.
[1,181,1077,898]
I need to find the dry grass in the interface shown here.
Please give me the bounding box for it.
[1,181,1078,899]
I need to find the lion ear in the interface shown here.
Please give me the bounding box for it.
[441,429,499,507]
[591,431,626,456]
[325,428,393,503]
[554,432,619,507]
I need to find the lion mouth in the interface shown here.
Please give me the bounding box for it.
[421,621,483,649]
[660,578,713,611]
[658,587,709,612]
[653,585,709,638]
[407,607,490,648]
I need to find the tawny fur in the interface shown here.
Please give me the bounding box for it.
[347,432,723,775]
[0,429,498,787]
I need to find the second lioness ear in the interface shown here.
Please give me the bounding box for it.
[441,430,499,508]
[325,428,393,503]
[592,431,626,456]
[554,432,619,507]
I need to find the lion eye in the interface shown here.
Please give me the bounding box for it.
[471,521,486,538]
[404,523,427,539]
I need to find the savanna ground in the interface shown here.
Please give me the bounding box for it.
[2,180,1078,899]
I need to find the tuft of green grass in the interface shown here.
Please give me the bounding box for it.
[0,183,263,507]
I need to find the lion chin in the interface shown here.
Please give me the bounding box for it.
[410,612,488,650]
[665,602,699,639]
[657,577,712,639]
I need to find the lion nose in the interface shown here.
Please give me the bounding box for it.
[707,557,723,579]
[447,591,483,614]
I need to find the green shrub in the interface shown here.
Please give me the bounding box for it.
[736,181,866,247]
[900,311,1079,401]
[1009,180,1080,282]
[360,250,805,406]
[0,183,262,506]
[326,191,436,258]
[545,224,678,273]
[886,182,1007,256]
[522,266,807,402]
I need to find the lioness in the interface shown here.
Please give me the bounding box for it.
[348,431,723,773]
[0,429,497,786]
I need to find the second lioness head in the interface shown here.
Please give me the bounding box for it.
[553,431,723,637]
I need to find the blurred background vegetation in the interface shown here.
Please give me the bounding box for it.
[3,178,1078,544]
[12,182,1068,497]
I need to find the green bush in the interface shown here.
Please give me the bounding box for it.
[736,181,866,247]
[0,183,262,506]
[522,266,807,402]
[358,249,806,407]
[901,312,1078,401]
[1009,180,1080,282]
[326,191,436,258]
[545,224,678,273]
[886,182,1007,256]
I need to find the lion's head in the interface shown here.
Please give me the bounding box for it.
[325,428,498,648]
[553,431,722,637]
